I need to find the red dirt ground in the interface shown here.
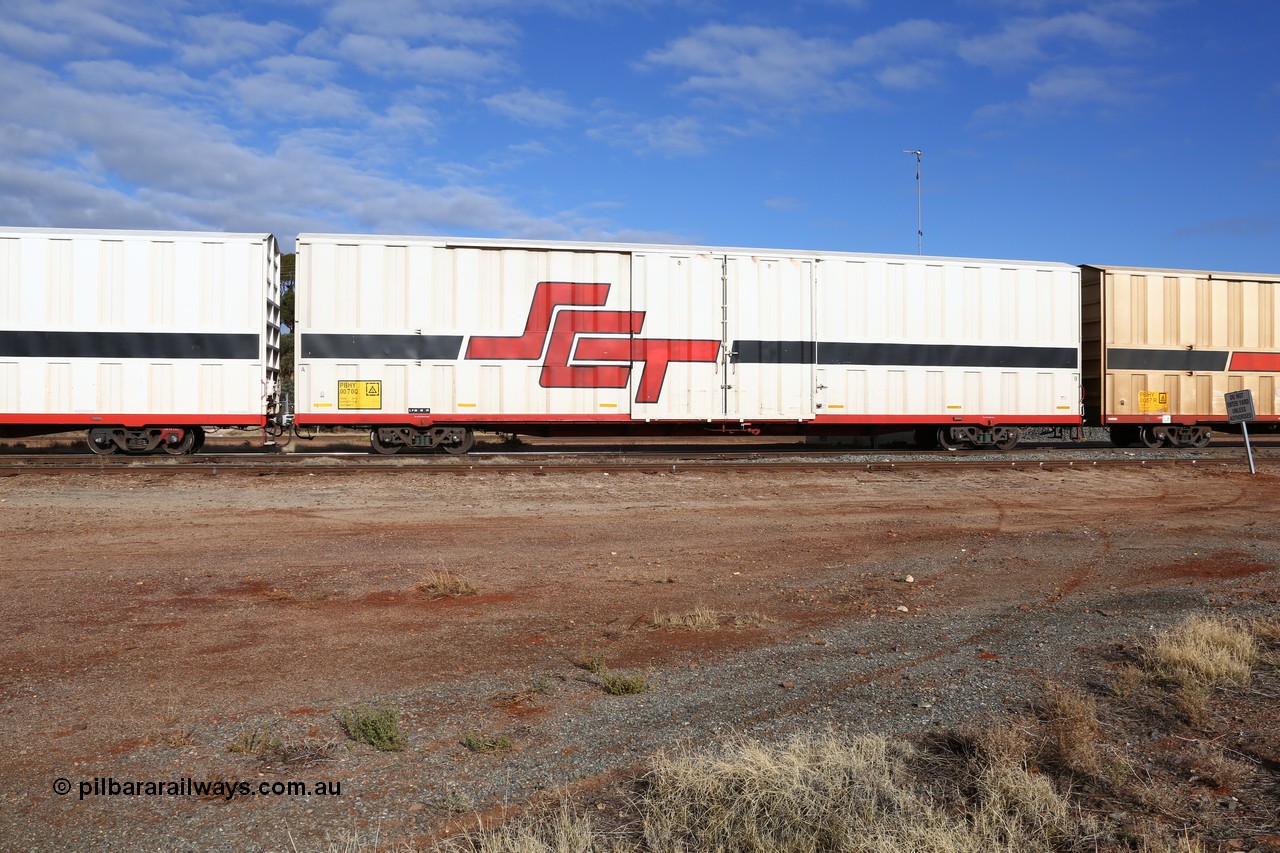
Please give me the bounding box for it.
[0,460,1277,851]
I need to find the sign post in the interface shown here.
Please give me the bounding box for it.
[1224,389,1257,475]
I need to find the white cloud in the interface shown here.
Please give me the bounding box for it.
[0,52,558,241]
[588,114,708,157]
[335,33,508,80]
[973,65,1141,121]
[958,12,1142,68]
[324,0,517,45]
[484,88,578,126]
[876,62,940,91]
[640,20,947,114]
[66,60,200,96]
[228,56,370,122]
[641,24,867,112]
[0,0,158,58]
[765,197,804,212]
[180,15,298,67]
[848,19,950,64]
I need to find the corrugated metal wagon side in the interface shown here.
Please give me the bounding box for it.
[1082,264,1280,447]
[295,233,1082,454]
[0,227,281,454]
[810,254,1081,450]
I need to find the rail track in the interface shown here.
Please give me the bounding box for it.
[0,443,1271,476]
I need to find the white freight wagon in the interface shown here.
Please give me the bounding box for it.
[294,234,1080,453]
[0,227,282,454]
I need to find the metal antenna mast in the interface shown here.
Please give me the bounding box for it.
[902,149,922,255]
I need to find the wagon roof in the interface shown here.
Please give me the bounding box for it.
[1080,263,1280,282]
[297,233,1079,270]
[0,226,275,242]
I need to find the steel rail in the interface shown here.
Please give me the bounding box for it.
[0,455,1246,477]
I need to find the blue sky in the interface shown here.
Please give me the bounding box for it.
[1,0,1276,271]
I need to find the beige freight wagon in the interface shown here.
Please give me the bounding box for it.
[1082,264,1280,447]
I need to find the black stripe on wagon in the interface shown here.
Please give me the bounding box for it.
[302,334,464,360]
[733,340,816,364]
[733,340,1078,370]
[1106,348,1228,372]
[0,330,258,360]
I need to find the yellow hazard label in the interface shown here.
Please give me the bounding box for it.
[1138,390,1168,413]
[338,380,382,410]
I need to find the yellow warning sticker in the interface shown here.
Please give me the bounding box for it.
[338,380,382,410]
[1138,390,1168,413]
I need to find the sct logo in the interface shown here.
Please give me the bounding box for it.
[465,282,720,404]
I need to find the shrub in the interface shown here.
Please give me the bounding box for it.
[462,732,513,755]
[600,670,650,696]
[339,705,406,752]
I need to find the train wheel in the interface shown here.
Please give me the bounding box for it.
[441,427,475,455]
[1191,428,1211,448]
[994,428,1021,451]
[936,427,964,451]
[370,429,403,455]
[1138,426,1166,448]
[86,429,118,456]
[161,429,197,456]
[191,426,206,454]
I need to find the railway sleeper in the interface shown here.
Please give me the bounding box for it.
[86,426,204,456]
[370,426,475,455]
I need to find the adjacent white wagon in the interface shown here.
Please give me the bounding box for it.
[0,227,282,453]
[295,234,1081,453]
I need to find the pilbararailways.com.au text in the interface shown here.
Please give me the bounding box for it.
[54,776,342,802]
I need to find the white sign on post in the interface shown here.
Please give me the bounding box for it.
[1224,389,1257,474]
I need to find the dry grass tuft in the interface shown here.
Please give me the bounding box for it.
[1035,685,1103,777]
[1251,616,1280,645]
[417,571,478,600]
[1173,682,1213,727]
[1185,741,1255,790]
[641,730,1075,853]
[1108,663,1147,699]
[284,825,423,852]
[648,606,723,631]
[648,607,773,631]
[229,722,283,758]
[574,652,608,675]
[443,804,629,852]
[1146,615,1257,689]
[969,719,1034,771]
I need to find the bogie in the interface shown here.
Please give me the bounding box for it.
[369,426,477,455]
[84,427,203,456]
